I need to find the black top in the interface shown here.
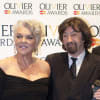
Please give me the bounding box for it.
[0,69,48,100]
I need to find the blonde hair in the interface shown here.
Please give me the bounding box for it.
[13,19,45,52]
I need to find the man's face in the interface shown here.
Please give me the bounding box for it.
[62,27,85,56]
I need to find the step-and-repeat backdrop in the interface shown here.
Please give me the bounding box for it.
[0,0,100,59]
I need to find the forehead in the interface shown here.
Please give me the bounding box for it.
[63,26,82,35]
[64,27,75,33]
[16,26,32,35]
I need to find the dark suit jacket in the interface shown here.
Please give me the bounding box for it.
[92,46,100,56]
[46,52,100,100]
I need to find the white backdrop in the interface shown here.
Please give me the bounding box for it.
[0,0,100,59]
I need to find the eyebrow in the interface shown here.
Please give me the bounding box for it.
[16,33,34,36]
[63,30,76,34]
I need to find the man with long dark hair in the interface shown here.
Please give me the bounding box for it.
[46,17,100,100]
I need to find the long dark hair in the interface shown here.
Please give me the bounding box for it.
[58,17,92,50]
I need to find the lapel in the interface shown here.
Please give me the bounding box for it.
[59,52,73,92]
[60,51,95,83]
[61,52,69,71]
[55,52,69,75]
[76,51,95,86]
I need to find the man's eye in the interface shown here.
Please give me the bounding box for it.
[63,34,67,37]
[71,34,76,36]
[16,35,22,38]
[71,32,77,36]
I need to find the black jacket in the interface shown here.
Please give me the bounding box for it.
[46,52,100,100]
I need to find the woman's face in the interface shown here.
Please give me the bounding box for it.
[15,26,36,56]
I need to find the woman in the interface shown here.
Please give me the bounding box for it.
[0,19,50,100]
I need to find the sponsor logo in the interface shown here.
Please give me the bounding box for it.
[74,11,80,15]
[39,3,68,15]
[73,4,100,15]
[3,2,33,15]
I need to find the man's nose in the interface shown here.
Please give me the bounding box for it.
[67,35,73,42]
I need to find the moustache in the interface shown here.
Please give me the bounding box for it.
[66,42,74,46]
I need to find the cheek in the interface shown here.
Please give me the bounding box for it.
[76,39,84,47]
[78,36,85,44]
[14,39,18,46]
[30,41,37,51]
[14,38,20,44]
[75,36,83,43]
[29,40,36,47]
[62,38,67,44]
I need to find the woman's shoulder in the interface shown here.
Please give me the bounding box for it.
[0,56,15,69]
[37,58,50,67]
[36,58,50,75]
[0,56,14,64]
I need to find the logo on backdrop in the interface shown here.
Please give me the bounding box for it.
[73,4,100,15]
[42,25,61,47]
[0,25,13,46]
[3,2,33,15]
[0,24,100,47]
[0,24,62,47]
[39,3,68,15]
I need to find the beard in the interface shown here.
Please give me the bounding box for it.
[65,42,78,54]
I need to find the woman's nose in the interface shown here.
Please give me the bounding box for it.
[22,37,26,42]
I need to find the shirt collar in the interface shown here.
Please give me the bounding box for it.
[68,50,86,61]
[68,50,86,60]
[68,50,86,75]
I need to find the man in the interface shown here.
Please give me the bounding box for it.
[46,17,100,100]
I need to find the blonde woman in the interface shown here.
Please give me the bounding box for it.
[0,19,50,100]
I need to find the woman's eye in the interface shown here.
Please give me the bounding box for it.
[27,36,34,39]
